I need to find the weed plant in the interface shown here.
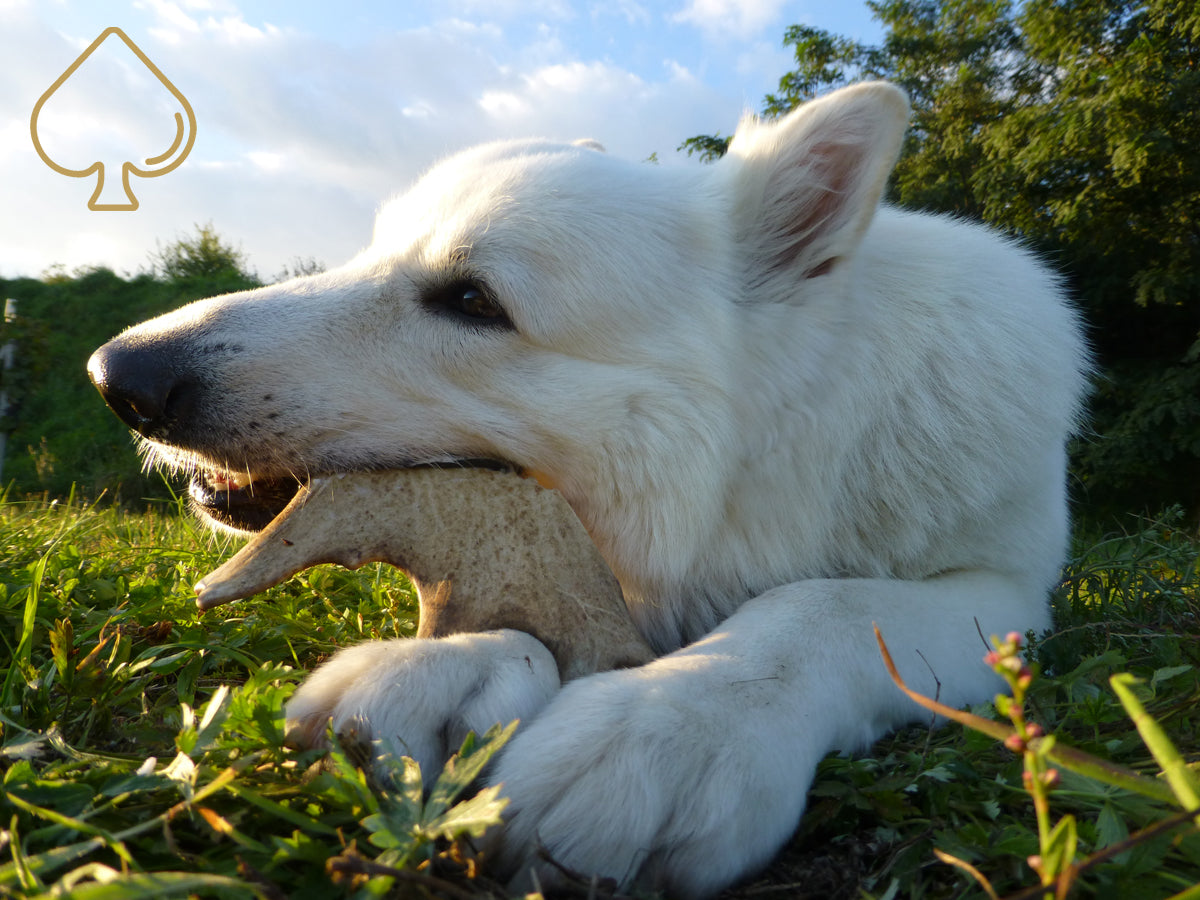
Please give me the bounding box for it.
[1,493,1198,899]
[764,511,1200,900]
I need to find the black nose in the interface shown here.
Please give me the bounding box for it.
[87,339,197,439]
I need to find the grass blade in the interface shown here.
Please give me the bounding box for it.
[24,866,265,900]
[1110,673,1200,822]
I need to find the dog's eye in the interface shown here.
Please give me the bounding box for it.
[423,281,513,329]
[458,287,503,319]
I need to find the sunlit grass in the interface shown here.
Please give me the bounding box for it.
[1,495,1198,899]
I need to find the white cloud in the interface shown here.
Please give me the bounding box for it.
[590,1,651,27]
[203,14,278,43]
[401,100,436,119]
[442,0,572,21]
[477,89,529,119]
[530,60,640,96]
[672,0,787,39]
[246,150,283,170]
[664,59,695,82]
[136,0,202,43]
[3,1,752,279]
[733,38,797,102]
[179,0,241,11]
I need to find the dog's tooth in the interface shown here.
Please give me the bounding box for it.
[207,469,251,491]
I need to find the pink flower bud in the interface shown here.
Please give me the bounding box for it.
[1002,657,1025,675]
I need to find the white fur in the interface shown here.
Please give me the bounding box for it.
[102,83,1088,896]
[285,630,558,777]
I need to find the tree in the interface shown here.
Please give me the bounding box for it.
[981,0,1200,511]
[682,0,1200,515]
[151,222,257,283]
[678,132,732,163]
[273,255,326,283]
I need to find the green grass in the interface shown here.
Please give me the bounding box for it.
[1,493,1198,899]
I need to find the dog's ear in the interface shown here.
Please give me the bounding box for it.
[726,82,909,282]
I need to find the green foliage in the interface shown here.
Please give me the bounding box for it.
[771,513,1200,899]
[681,0,1200,515]
[763,24,883,116]
[150,222,256,284]
[2,497,1197,899]
[274,256,326,283]
[351,722,515,883]
[0,494,523,900]
[677,132,731,163]
[0,230,262,501]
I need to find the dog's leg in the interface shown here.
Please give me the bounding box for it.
[489,569,1048,897]
[285,629,559,777]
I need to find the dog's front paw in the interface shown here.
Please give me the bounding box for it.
[489,662,811,898]
[285,629,560,777]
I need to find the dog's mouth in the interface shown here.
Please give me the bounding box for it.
[188,459,520,533]
[188,469,303,532]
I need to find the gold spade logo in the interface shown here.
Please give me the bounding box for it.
[30,27,197,211]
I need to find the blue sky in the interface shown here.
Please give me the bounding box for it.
[3,0,884,279]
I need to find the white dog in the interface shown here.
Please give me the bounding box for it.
[88,83,1088,896]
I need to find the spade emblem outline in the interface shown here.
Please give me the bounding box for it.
[30,27,197,211]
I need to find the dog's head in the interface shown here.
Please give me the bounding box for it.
[88,82,908,601]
